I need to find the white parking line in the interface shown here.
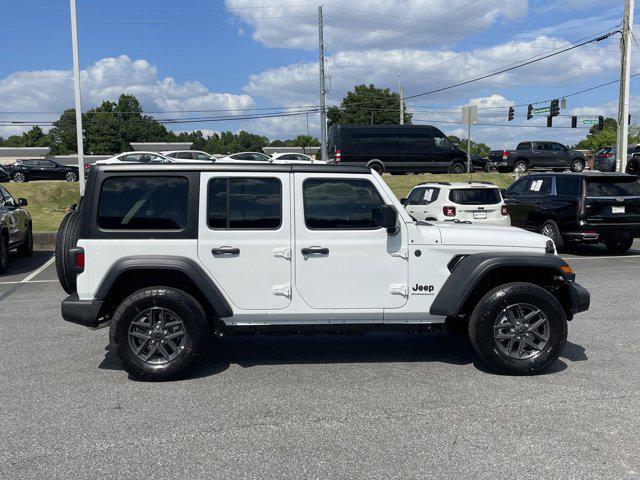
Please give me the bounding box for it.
[20,256,55,283]
[0,279,58,285]
[563,255,640,260]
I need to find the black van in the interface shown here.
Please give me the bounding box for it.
[327,124,469,174]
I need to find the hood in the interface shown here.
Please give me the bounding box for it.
[435,223,549,250]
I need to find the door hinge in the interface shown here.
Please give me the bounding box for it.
[273,247,291,260]
[389,284,408,296]
[390,248,408,260]
[272,284,292,298]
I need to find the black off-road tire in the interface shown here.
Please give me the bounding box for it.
[469,282,567,375]
[17,224,33,257]
[109,287,209,381]
[570,159,585,172]
[0,233,8,274]
[55,209,81,294]
[540,219,564,252]
[449,161,466,174]
[605,238,633,253]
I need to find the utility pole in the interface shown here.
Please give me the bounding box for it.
[399,73,404,125]
[69,0,86,195]
[616,0,635,172]
[318,5,328,161]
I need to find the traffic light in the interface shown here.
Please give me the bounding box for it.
[598,116,604,130]
[547,115,553,128]
[508,106,514,121]
[550,99,560,117]
[527,104,533,120]
[571,116,577,128]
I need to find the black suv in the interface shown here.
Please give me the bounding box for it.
[0,185,32,272]
[504,172,640,252]
[6,159,79,183]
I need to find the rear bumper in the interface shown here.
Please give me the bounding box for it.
[568,282,590,315]
[565,223,640,242]
[61,293,104,328]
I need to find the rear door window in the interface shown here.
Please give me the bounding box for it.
[98,177,188,230]
[450,188,501,205]
[586,178,640,196]
[207,178,282,229]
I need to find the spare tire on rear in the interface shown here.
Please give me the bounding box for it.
[55,209,81,294]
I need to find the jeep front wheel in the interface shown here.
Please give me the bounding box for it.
[469,282,567,375]
[110,287,209,381]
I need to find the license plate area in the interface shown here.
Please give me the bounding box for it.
[612,206,625,214]
[473,211,487,219]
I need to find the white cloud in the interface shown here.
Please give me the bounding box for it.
[0,55,254,136]
[225,0,528,50]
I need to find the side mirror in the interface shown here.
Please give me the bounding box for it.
[380,205,398,232]
[18,198,28,207]
[400,198,407,206]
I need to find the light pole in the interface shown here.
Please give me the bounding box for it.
[69,0,86,195]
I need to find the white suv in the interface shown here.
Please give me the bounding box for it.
[57,164,589,381]
[403,182,510,226]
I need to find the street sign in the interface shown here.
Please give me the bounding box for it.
[533,106,550,114]
[462,105,478,125]
[579,119,598,126]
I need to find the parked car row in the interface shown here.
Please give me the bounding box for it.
[402,172,640,253]
[0,159,80,183]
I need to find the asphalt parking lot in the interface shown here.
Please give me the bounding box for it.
[1,244,639,479]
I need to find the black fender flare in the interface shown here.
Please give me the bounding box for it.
[429,253,573,317]
[96,256,233,318]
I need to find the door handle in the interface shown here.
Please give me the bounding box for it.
[301,247,329,255]
[212,247,240,255]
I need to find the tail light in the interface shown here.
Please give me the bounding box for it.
[502,150,509,160]
[603,153,614,158]
[335,149,342,163]
[443,206,456,217]
[501,205,509,216]
[69,247,84,273]
[84,163,91,171]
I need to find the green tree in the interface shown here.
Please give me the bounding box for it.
[48,109,78,154]
[270,135,320,147]
[327,84,412,126]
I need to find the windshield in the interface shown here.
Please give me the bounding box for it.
[586,178,640,196]
[449,188,501,205]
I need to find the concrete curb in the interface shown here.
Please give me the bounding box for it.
[34,232,56,251]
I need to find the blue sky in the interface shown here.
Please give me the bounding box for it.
[0,0,632,148]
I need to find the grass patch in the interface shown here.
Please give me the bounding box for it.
[5,181,80,232]
[383,172,517,199]
[2,173,517,232]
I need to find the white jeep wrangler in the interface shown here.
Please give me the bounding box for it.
[58,164,590,380]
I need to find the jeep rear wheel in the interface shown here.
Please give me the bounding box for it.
[55,209,81,294]
[469,282,567,375]
[109,287,208,381]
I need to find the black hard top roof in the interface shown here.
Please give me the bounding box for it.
[96,163,371,174]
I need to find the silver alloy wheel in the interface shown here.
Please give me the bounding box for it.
[65,171,77,182]
[514,161,527,173]
[541,223,557,241]
[13,172,25,183]
[493,303,550,360]
[573,160,584,172]
[128,307,187,364]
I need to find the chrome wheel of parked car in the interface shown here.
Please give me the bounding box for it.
[541,223,557,240]
[493,303,550,360]
[65,171,78,182]
[513,160,528,173]
[571,159,585,172]
[12,172,26,183]
[128,307,187,365]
